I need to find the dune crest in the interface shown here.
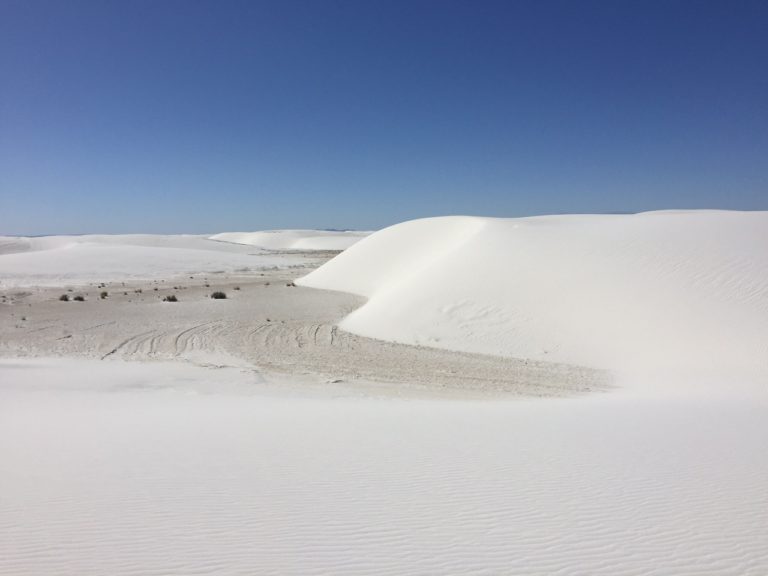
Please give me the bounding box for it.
[210,230,370,251]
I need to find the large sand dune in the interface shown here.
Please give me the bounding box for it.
[299,210,768,381]
[2,216,767,575]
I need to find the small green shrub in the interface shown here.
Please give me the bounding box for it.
[163,295,178,302]
[73,295,85,302]
[210,291,227,299]
[59,294,69,301]
[100,291,108,299]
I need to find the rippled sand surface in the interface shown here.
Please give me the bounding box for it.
[1,359,766,576]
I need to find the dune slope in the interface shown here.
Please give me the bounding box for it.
[298,211,768,380]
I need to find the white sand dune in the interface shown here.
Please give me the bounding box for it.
[210,229,370,251]
[2,212,767,575]
[0,233,320,287]
[299,210,768,382]
[1,357,767,576]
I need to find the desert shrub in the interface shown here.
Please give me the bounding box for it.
[100,291,108,299]
[286,282,295,287]
[73,295,85,302]
[233,286,240,291]
[59,294,69,301]
[211,291,227,299]
[163,295,178,302]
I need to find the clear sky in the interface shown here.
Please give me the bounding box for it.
[1,0,766,234]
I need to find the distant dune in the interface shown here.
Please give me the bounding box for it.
[299,210,768,381]
[210,229,370,251]
[0,232,338,287]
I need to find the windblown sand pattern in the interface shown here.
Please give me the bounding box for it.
[1,360,766,576]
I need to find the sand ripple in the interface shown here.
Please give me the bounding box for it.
[1,376,766,575]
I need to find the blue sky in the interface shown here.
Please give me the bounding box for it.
[1,0,766,234]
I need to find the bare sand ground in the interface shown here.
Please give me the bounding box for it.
[0,254,607,398]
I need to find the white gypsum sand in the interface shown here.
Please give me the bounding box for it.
[1,357,766,576]
[0,231,601,396]
[297,210,768,383]
[0,269,601,397]
[1,215,767,575]
[0,234,316,288]
[209,229,371,251]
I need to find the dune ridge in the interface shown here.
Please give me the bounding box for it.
[209,230,370,251]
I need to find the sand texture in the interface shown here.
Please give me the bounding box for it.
[0,267,604,398]
[1,357,767,576]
